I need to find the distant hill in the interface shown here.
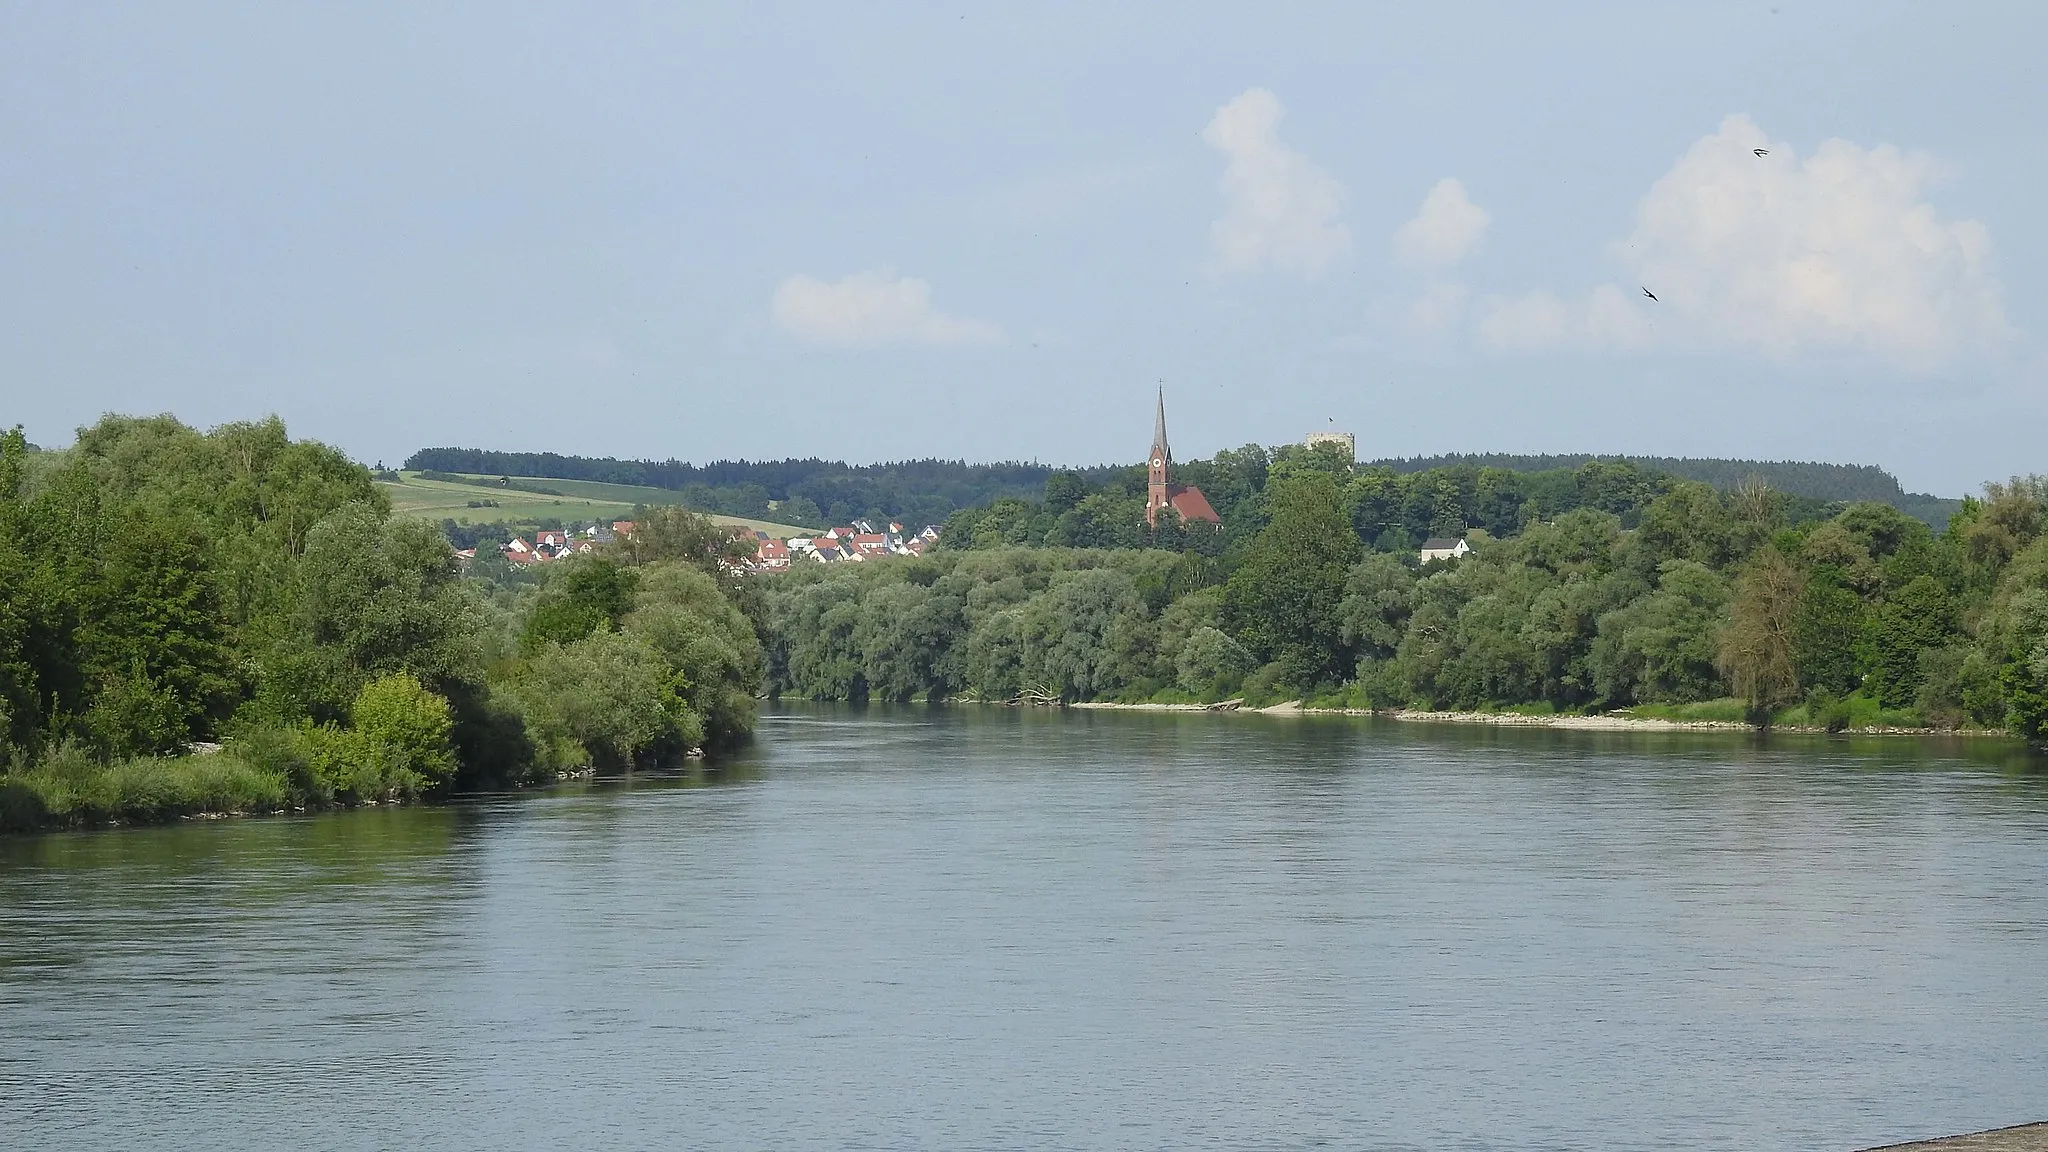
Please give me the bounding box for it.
[406,447,1961,531]
[403,448,1115,528]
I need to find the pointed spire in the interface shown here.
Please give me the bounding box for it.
[1151,384,1171,465]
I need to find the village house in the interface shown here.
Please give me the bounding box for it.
[750,521,942,571]
[1418,536,1471,563]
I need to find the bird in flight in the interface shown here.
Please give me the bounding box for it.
[1753,148,1769,157]
[1641,287,1659,302]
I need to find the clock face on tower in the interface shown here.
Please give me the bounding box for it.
[1152,457,1161,468]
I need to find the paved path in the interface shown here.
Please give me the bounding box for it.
[1861,1123,2048,1151]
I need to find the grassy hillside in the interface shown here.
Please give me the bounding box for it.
[377,472,818,536]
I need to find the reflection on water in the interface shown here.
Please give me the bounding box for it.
[3,706,2045,1151]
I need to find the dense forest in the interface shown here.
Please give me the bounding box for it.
[940,445,1844,556]
[1369,453,1958,528]
[0,417,767,832]
[759,467,2048,743]
[405,444,1954,531]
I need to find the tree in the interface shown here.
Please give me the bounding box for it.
[1590,561,1728,705]
[265,506,483,724]
[1043,471,1090,513]
[1792,566,1865,698]
[611,505,754,571]
[1719,546,1805,727]
[1867,575,1955,708]
[1336,553,1415,662]
[521,557,639,651]
[623,561,766,745]
[1223,474,1361,689]
[509,630,695,770]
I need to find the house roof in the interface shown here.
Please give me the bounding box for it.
[1419,536,1465,550]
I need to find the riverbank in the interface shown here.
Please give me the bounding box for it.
[1069,699,2007,737]
[1859,1121,2048,1150]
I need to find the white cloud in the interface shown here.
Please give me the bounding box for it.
[1394,178,1490,269]
[771,269,1005,349]
[1480,115,2007,361]
[1202,88,1349,279]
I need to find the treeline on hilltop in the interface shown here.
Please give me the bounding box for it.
[941,445,1844,556]
[760,469,2048,742]
[1372,454,1902,501]
[0,417,769,832]
[404,448,1114,530]
[1374,453,1960,529]
[404,445,1952,531]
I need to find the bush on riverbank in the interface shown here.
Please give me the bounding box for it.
[0,744,288,831]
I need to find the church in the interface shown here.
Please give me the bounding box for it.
[1143,389,1221,528]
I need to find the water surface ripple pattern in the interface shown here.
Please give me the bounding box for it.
[3,707,2045,1151]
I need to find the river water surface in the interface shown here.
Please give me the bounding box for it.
[4,707,2047,1151]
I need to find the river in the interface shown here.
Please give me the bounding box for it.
[3,707,2045,1150]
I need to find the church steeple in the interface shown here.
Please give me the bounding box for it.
[1151,385,1171,468]
[1146,386,1173,526]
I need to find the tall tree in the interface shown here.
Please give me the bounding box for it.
[1719,546,1806,727]
[1223,474,1361,689]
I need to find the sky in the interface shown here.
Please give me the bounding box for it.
[1,2,2042,495]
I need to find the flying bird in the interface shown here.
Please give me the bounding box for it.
[1753,148,1769,157]
[1641,287,1659,302]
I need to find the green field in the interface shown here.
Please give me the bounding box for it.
[376,472,818,537]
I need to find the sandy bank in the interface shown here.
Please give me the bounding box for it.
[1066,699,1984,736]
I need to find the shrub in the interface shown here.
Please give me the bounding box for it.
[291,723,417,803]
[3,742,288,827]
[80,669,190,760]
[351,673,457,791]
[1176,627,1256,699]
[1803,688,1854,733]
[1238,661,1288,708]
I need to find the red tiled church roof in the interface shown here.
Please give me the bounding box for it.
[1167,486,1219,524]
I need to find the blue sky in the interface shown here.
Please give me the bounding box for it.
[1,2,2041,494]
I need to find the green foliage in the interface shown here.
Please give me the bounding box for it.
[258,505,484,725]
[1793,568,1866,697]
[1176,627,1255,698]
[622,562,765,746]
[521,557,639,651]
[508,630,699,771]
[1590,561,1729,705]
[350,673,458,791]
[2,742,289,829]
[1623,698,1751,724]
[1720,547,1806,727]
[1867,575,1956,708]
[1224,474,1360,689]
[748,471,2042,740]
[1336,553,1415,662]
[2,414,767,834]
